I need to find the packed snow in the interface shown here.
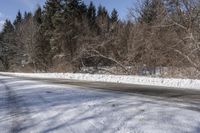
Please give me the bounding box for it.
[0,72,200,90]
[0,75,200,133]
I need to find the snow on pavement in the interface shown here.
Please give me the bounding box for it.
[0,75,200,133]
[1,72,200,90]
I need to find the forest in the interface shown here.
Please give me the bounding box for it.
[0,0,200,79]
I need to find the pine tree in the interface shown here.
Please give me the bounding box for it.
[34,6,42,24]
[64,0,83,17]
[41,0,63,66]
[42,0,63,35]
[96,5,110,33]
[87,2,96,26]
[97,5,103,17]
[13,11,22,27]
[33,6,51,71]
[24,12,32,21]
[0,20,16,70]
[79,1,87,15]
[2,20,14,33]
[111,9,118,23]
[102,7,108,17]
[139,0,163,24]
[51,0,86,61]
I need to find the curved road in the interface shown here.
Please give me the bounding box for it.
[1,75,200,133]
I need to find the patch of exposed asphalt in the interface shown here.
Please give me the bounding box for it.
[0,80,29,133]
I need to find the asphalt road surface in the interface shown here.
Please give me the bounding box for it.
[1,75,200,133]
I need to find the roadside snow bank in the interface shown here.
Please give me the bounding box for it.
[0,72,200,90]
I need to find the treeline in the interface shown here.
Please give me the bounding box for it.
[0,0,200,76]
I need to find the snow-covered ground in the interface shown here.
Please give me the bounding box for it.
[0,72,200,90]
[0,75,200,133]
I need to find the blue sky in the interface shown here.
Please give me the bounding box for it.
[0,0,135,31]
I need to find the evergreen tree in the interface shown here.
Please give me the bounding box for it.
[34,6,42,24]
[64,0,83,17]
[41,0,63,65]
[0,20,16,70]
[2,20,14,34]
[24,11,28,19]
[102,7,108,17]
[79,1,87,15]
[13,11,22,27]
[111,9,118,23]
[97,6,109,20]
[139,0,163,24]
[24,12,32,21]
[97,5,103,17]
[33,6,51,71]
[52,0,73,55]
[42,0,63,34]
[51,0,86,61]
[87,2,96,26]
[96,5,110,33]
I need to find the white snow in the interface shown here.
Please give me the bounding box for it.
[0,20,5,32]
[0,72,200,90]
[1,75,200,133]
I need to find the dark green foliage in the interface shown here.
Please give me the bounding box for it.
[79,2,87,15]
[0,20,16,70]
[97,5,108,17]
[2,20,14,33]
[13,11,22,27]
[33,7,51,71]
[52,0,86,60]
[42,0,63,34]
[40,0,63,66]
[96,5,110,34]
[24,12,33,21]
[0,0,124,72]
[111,9,118,23]
[34,7,42,24]
[139,0,162,24]
[87,2,96,26]
[97,5,103,16]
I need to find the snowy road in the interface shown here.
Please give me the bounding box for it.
[1,75,200,133]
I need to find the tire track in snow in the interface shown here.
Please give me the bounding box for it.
[0,79,29,133]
